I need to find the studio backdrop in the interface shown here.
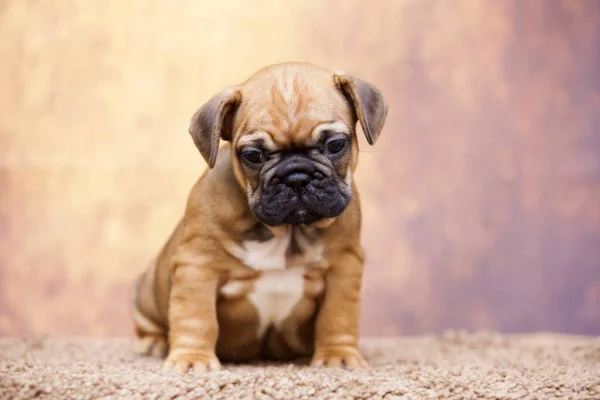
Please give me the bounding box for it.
[1,0,599,337]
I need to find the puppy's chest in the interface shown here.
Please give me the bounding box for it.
[222,226,326,337]
[232,225,325,270]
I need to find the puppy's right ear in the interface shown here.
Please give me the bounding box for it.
[189,86,242,168]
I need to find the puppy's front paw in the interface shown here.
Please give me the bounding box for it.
[311,345,368,369]
[163,350,221,373]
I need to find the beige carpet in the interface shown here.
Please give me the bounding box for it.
[1,332,599,400]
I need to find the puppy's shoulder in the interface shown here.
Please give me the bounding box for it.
[185,144,251,225]
[323,187,362,246]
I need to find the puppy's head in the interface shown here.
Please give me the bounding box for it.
[189,63,388,226]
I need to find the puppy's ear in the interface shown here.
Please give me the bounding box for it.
[189,86,242,168]
[334,73,388,145]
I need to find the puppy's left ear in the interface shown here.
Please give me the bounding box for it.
[334,73,388,145]
[189,86,242,168]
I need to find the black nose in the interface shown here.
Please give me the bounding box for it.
[285,172,311,193]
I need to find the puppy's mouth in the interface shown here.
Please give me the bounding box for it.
[251,171,351,226]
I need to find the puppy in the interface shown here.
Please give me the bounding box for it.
[130,62,388,373]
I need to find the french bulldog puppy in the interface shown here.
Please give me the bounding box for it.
[131,62,388,373]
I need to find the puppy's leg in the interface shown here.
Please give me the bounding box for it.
[163,263,221,373]
[133,334,168,357]
[311,248,367,369]
[131,273,168,357]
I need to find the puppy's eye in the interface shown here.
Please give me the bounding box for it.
[242,148,264,165]
[325,138,347,154]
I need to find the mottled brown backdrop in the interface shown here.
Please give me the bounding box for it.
[1,0,599,337]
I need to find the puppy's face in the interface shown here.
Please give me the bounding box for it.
[235,122,354,226]
[188,63,388,227]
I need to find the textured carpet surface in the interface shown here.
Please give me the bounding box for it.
[1,332,599,399]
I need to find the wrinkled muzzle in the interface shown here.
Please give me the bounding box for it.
[251,155,350,226]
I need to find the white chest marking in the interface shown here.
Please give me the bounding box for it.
[248,267,305,338]
[240,232,292,270]
[224,228,325,338]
